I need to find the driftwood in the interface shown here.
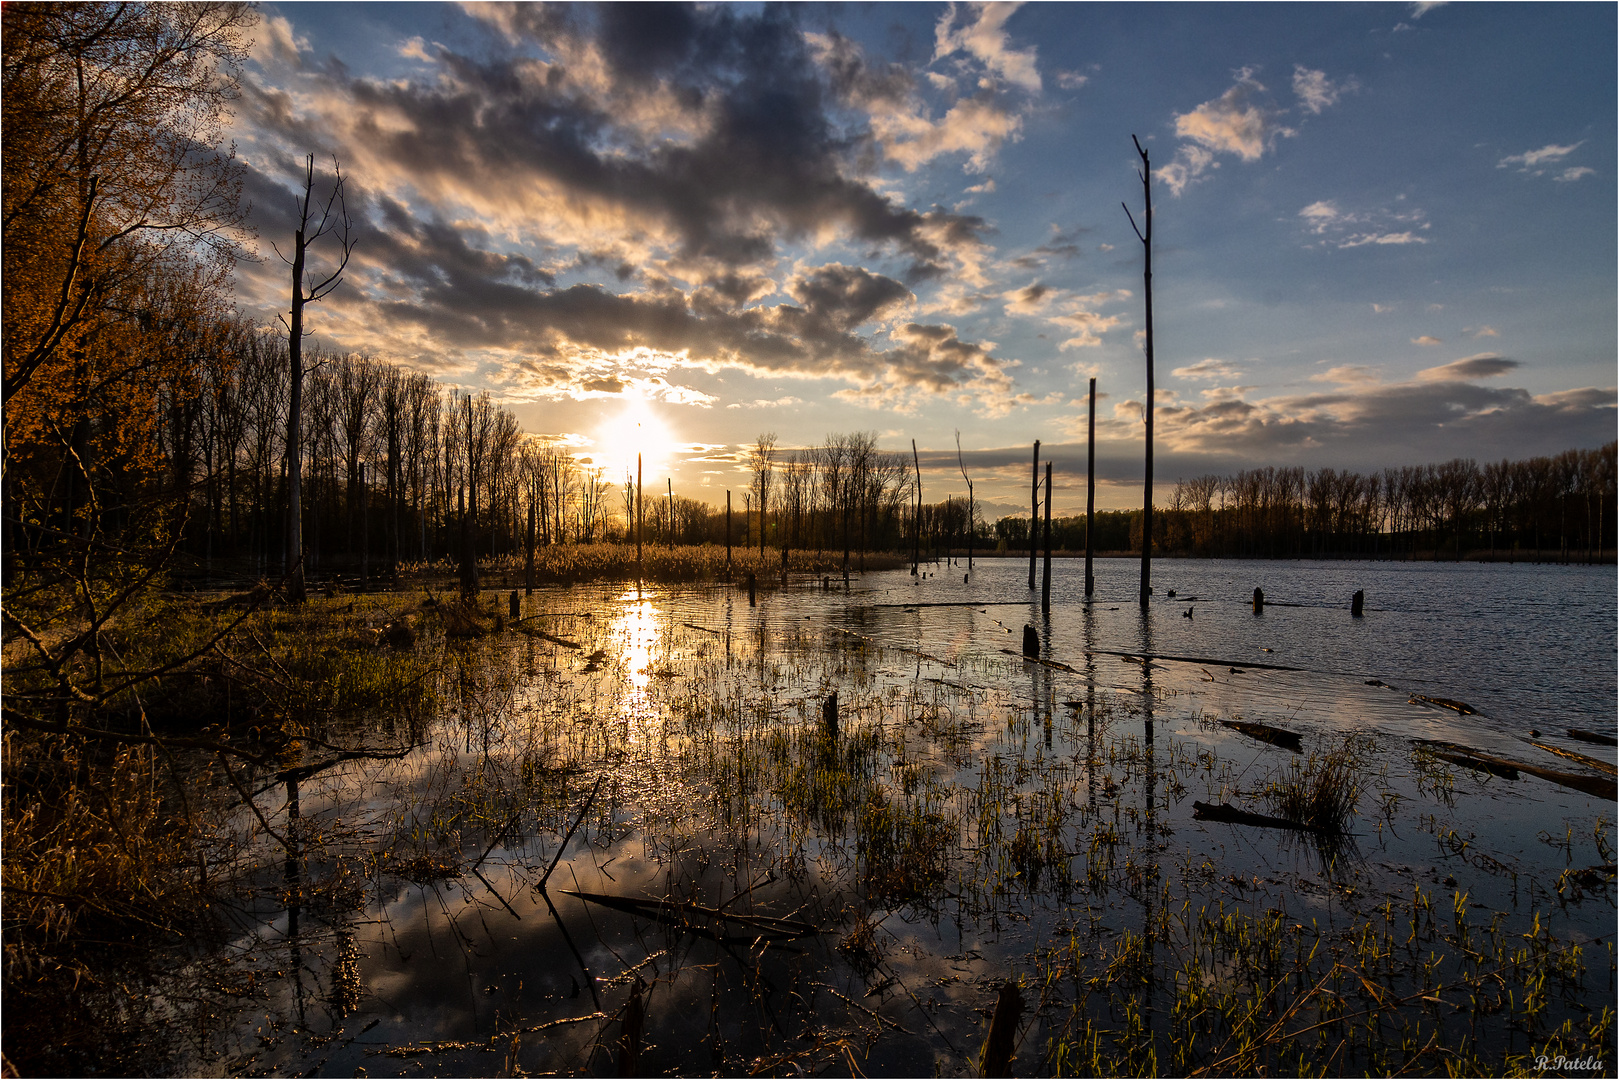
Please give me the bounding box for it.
[1192,800,1320,833]
[1416,740,1616,800]
[1568,728,1619,747]
[1220,720,1303,752]
[1409,694,1477,715]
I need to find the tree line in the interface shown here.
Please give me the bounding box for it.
[987,446,1617,562]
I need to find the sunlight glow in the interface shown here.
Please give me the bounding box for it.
[592,395,679,488]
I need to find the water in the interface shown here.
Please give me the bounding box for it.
[134,560,1616,1075]
[882,556,1617,735]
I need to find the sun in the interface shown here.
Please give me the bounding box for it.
[593,395,678,486]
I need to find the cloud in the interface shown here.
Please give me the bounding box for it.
[1291,66,1355,114]
[1417,353,1519,380]
[1146,373,1614,470]
[240,5,991,286]
[1298,199,1430,249]
[933,3,1042,94]
[1173,358,1243,380]
[1409,2,1448,17]
[1173,68,1292,161]
[1002,282,1054,314]
[1311,365,1382,387]
[1055,70,1089,90]
[1467,325,1499,338]
[250,14,309,66]
[1371,303,1392,314]
[1411,335,1443,346]
[1156,69,1296,195]
[1499,141,1588,179]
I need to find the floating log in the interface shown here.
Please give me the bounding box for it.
[1409,694,1476,715]
[1219,720,1303,753]
[1414,740,1616,800]
[1192,800,1319,833]
[979,980,1023,1078]
[1568,729,1619,747]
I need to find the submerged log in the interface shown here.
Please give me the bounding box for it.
[1409,694,1477,715]
[1432,750,1519,780]
[1415,740,1617,800]
[1192,800,1319,832]
[1522,740,1617,778]
[1219,720,1303,753]
[1568,728,1619,747]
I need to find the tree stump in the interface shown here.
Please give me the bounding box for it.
[1351,589,1364,617]
[1022,625,1039,659]
[1252,587,1264,614]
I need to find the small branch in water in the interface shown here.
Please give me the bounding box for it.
[538,777,603,894]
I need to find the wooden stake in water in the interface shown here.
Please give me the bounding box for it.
[979,980,1023,1077]
[1028,440,1041,590]
[1352,589,1364,617]
[822,692,838,741]
[1042,461,1054,613]
[1023,624,1039,659]
[1253,587,1264,614]
[725,489,732,568]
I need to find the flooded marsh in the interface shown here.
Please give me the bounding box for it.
[14,560,1616,1076]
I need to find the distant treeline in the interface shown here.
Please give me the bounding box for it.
[988,446,1617,561]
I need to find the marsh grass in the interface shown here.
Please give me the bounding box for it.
[1264,739,1364,835]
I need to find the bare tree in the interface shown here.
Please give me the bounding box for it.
[750,433,777,558]
[278,154,354,601]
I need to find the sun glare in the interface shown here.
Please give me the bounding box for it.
[594,396,678,485]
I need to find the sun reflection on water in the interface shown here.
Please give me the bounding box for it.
[611,588,660,734]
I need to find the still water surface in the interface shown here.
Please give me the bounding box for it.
[187,557,1614,1076]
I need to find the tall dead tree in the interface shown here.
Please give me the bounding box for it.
[1086,377,1097,598]
[956,430,974,575]
[1123,135,1155,608]
[278,154,353,602]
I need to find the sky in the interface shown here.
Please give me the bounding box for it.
[228,2,1617,516]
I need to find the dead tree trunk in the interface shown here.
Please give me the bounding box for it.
[1124,135,1155,609]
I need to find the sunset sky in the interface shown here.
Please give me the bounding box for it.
[229,2,1616,515]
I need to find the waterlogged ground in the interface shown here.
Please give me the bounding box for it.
[169,561,1612,1076]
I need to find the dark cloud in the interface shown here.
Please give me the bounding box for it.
[1417,353,1519,381]
[241,4,986,278]
[787,264,911,329]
